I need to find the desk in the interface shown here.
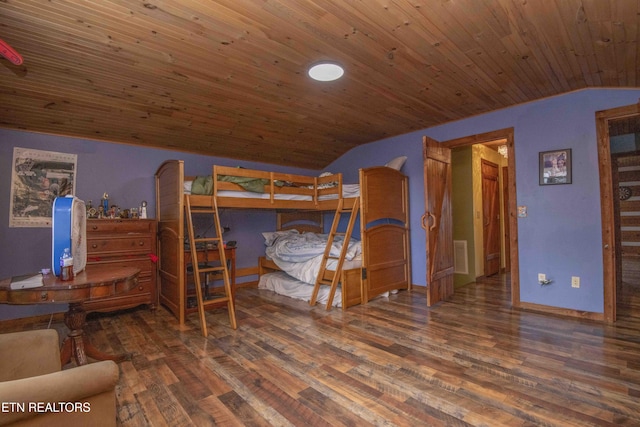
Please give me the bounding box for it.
[184,247,235,310]
[0,265,139,366]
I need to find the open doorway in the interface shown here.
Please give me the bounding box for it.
[450,144,508,285]
[597,103,640,322]
[430,128,520,307]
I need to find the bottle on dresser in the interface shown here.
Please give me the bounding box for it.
[60,247,74,281]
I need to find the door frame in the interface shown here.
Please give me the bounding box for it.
[596,102,640,323]
[502,166,511,272]
[440,128,520,306]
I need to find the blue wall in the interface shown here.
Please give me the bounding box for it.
[0,131,317,320]
[2,88,640,320]
[329,88,640,313]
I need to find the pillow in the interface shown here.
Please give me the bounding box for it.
[183,180,193,194]
[385,156,407,171]
[262,229,299,246]
[191,176,213,195]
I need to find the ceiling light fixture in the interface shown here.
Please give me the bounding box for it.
[497,145,508,158]
[308,62,344,82]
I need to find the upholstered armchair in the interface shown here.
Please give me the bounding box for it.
[0,329,119,426]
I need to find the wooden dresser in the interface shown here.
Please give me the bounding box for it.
[83,219,158,313]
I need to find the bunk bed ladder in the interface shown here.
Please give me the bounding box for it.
[184,195,237,337]
[310,198,360,309]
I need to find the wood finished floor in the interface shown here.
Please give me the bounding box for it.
[9,276,640,426]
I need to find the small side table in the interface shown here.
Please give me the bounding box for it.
[0,265,140,366]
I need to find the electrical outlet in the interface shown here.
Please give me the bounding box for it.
[538,273,546,282]
[571,276,580,288]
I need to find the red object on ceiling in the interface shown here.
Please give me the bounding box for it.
[0,39,23,65]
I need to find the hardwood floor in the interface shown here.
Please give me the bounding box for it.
[620,256,640,313]
[6,276,640,426]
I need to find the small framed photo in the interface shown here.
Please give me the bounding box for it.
[539,149,572,185]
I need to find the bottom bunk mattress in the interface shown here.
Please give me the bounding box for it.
[258,270,397,308]
[258,271,343,308]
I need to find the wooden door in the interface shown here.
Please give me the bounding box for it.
[422,136,454,306]
[482,159,501,276]
[614,153,640,309]
[597,103,640,323]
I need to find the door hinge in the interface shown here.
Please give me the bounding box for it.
[361,268,367,279]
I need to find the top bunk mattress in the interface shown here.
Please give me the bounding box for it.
[184,180,360,200]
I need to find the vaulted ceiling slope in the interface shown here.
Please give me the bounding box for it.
[0,1,637,169]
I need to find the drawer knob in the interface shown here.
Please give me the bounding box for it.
[139,241,145,246]
[92,244,98,249]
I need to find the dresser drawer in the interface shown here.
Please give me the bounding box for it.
[85,257,156,278]
[83,279,155,313]
[87,219,155,234]
[88,236,153,256]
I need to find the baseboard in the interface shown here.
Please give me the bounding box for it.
[0,312,66,331]
[517,301,604,321]
[237,280,258,288]
[236,266,259,288]
[237,266,258,277]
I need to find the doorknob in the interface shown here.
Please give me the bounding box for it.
[421,212,437,230]
[428,212,437,231]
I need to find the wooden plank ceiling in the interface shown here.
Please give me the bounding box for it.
[0,0,638,169]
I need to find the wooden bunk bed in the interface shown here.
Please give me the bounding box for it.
[257,210,365,310]
[155,160,411,325]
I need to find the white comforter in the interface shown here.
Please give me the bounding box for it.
[264,230,361,284]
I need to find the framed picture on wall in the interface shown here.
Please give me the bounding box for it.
[9,147,77,227]
[539,149,572,185]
